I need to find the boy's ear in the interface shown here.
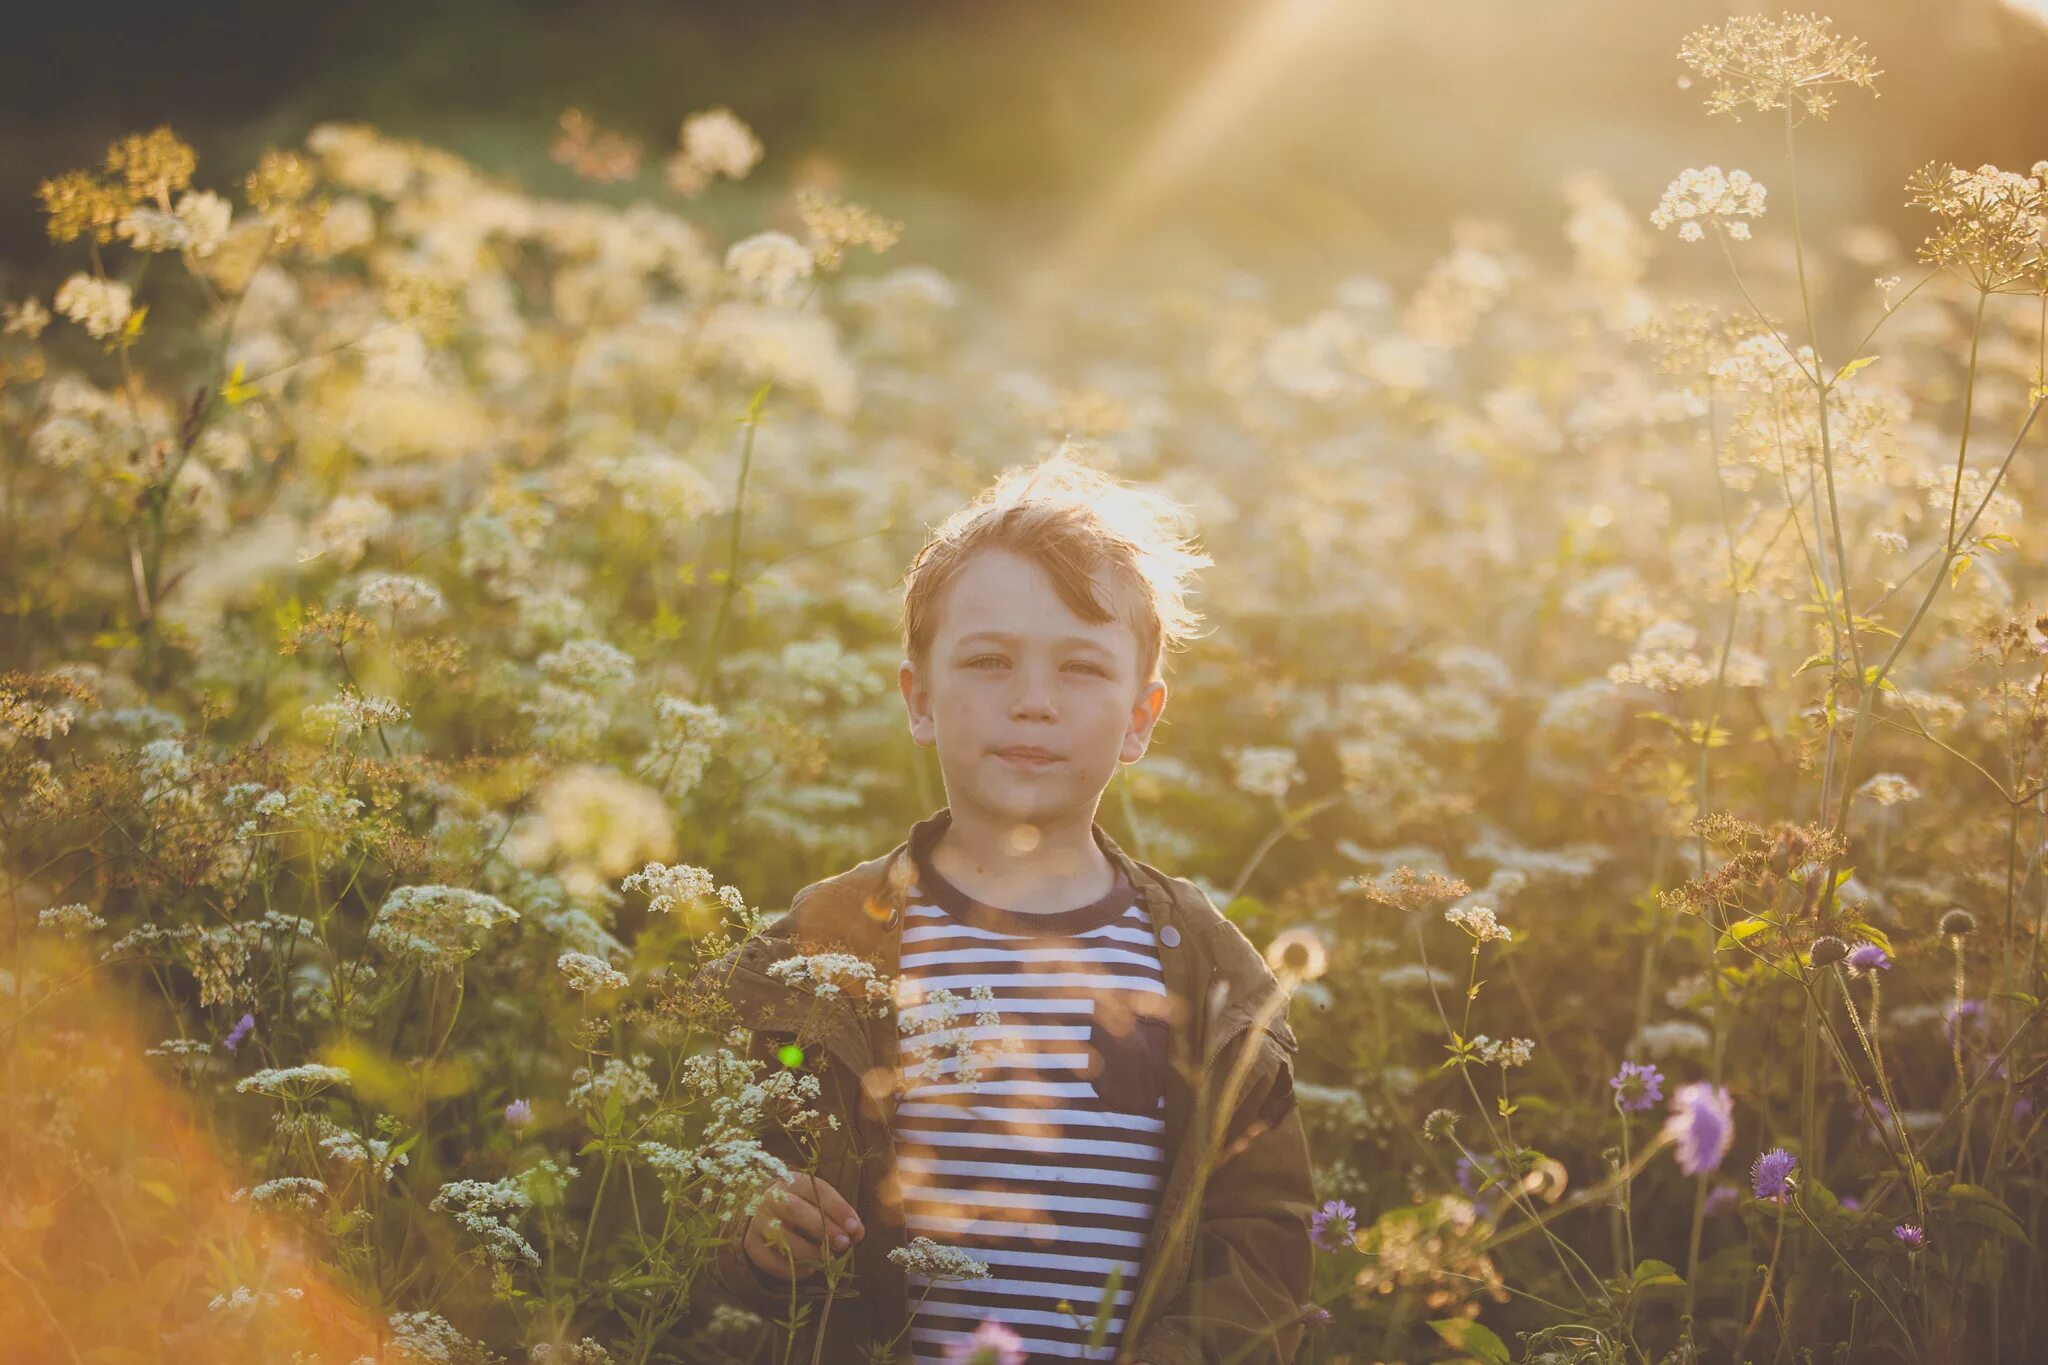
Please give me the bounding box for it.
[1121,679,1167,763]
[899,659,937,748]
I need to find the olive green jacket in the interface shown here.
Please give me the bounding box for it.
[699,807,1315,1364]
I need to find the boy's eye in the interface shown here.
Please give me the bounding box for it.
[965,655,1105,676]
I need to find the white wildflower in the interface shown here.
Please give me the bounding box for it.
[725,231,815,305]
[1856,772,1921,807]
[238,1176,328,1211]
[368,885,520,970]
[1228,745,1306,802]
[304,686,410,741]
[889,1235,992,1281]
[236,1063,352,1100]
[356,573,446,618]
[538,637,636,688]
[557,950,629,993]
[1444,904,1513,944]
[1650,167,1767,242]
[53,273,134,339]
[37,903,105,937]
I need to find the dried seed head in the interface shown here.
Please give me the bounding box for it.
[1808,936,1850,968]
[1939,909,1976,939]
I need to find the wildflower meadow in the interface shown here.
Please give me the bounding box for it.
[4,9,2048,1364]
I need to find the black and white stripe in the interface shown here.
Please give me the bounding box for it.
[894,855,1168,1363]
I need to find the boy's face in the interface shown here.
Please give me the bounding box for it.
[900,547,1167,832]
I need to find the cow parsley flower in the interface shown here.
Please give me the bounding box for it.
[1228,745,1306,801]
[53,272,134,339]
[236,1063,351,1101]
[369,885,519,971]
[1444,904,1513,944]
[1678,13,1880,123]
[1650,167,1767,243]
[622,861,749,925]
[725,231,815,305]
[238,1176,328,1211]
[557,950,629,993]
[37,903,104,937]
[889,1235,992,1281]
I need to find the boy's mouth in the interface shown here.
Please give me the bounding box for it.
[994,746,1063,768]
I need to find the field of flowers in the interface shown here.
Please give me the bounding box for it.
[3,10,2047,1364]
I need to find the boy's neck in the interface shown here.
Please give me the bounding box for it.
[928,806,1116,917]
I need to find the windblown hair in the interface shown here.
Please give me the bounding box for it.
[898,445,1214,687]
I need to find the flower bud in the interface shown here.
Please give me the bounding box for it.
[1939,908,1976,939]
[1808,936,1850,967]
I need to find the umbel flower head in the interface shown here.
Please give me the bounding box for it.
[1662,1081,1735,1176]
[1677,13,1881,124]
[368,885,520,972]
[1905,161,2047,295]
[1650,167,1767,243]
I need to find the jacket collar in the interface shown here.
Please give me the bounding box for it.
[717,805,1295,1063]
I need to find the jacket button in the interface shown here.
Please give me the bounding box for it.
[1159,924,1181,948]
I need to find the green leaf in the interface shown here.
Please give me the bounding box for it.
[1833,354,1881,383]
[1948,1183,2031,1244]
[1632,1257,1685,1290]
[1717,916,1771,952]
[1430,1318,1511,1365]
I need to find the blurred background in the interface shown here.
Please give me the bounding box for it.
[5,0,2047,303]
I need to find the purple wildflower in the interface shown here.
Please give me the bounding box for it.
[1840,1194,1862,1211]
[221,1011,256,1055]
[1609,1060,1665,1114]
[1300,1304,1332,1328]
[1893,1223,1925,1249]
[1311,1199,1357,1253]
[1703,1182,1741,1218]
[1662,1082,1735,1176]
[945,1320,1025,1365]
[504,1097,535,1129]
[1750,1147,1797,1201]
[1846,942,1891,975]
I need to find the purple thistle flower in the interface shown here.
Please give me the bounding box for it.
[504,1097,534,1129]
[1893,1222,1925,1249]
[1310,1199,1357,1253]
[1750,1147,1797,1201]
[1840,1194,1862,1211]
[221,1011,256,1055]
[944,1320,1025,1365]
[1609,1060,1665,1114]
[1703,1182,1741,1218]
[1662,1082,1735,1176]
[1846,942,1891,975]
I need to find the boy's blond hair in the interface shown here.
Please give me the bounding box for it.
[899,446,1214,688]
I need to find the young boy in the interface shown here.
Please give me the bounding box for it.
[704,452,1314,1363]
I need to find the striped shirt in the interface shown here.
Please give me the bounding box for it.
[893,847,1171,1363]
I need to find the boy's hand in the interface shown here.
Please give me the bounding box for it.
[743,1172,864,1281]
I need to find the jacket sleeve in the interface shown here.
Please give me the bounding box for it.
[1125,1028,1317,1365]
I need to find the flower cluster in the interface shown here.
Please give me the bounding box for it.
[1444,904,1513,944]
[1649,167,1767,243]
